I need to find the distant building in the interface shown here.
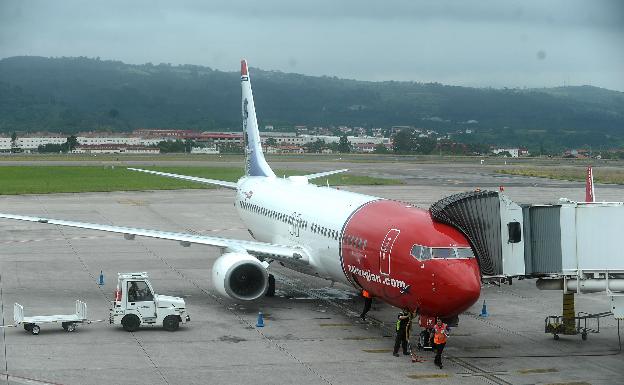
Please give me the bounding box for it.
[190,146,219,154]
[352,143,377,153]
[133,129,196,139]
[0,134,66,151]
[264,145,304,154]
[72,145,160,154]
[195,133,243,146]
[563,149,589,158]
[492,148,529,158]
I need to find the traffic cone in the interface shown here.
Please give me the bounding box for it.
[479,300,489,317]
[256,311,265,327]
[98,270,104,286]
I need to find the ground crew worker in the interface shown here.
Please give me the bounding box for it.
[393,308,412,357]
[432,318,449,368]
[360,290,372,320]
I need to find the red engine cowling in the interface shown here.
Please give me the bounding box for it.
[341,200,481,318]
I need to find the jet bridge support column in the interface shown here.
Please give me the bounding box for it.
[562,293,576,335]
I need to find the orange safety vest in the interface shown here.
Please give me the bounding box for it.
[362,290,371,298]
[433,323,448,344]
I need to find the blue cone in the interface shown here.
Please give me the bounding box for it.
[256,311,265,327]
[479,300,489,317]
[98,270,104,286]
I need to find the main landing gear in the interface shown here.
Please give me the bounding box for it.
[266,274,275,297]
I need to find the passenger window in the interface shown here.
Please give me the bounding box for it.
[456,248,475,258]
[410,245,422,259]
[432,248,453,259]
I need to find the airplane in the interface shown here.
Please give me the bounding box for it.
[0,60,481,323]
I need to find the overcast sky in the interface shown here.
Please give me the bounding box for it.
[1,0,623,91]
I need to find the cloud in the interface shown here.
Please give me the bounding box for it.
[1,0,622,90]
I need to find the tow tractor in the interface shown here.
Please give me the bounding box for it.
[110,272,190,332]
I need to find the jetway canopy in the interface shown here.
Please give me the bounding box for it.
[430,191,624,277]
[429,190,524,276]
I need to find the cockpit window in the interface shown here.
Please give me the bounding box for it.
[410,245,422,259]
[431,248,453,259]
[456,248,475,258]
[412,245,474,260]
[411,244,432,260]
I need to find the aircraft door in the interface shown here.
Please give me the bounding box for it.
[126,280,156,319]
[379,229,400,275]
[289,212,302,238]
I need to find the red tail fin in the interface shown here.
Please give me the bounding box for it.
[585,166,595,202]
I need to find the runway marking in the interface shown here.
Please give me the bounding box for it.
[362,348,392,353]
[407,373,450,379]
[462,345,501,351]
[449,357,513,385]
[517,368,559,374]
[0,373,64,385]
[543,382,590,385]
[319,323,352,327]
[117,199,147,206]
[343,336,379,340]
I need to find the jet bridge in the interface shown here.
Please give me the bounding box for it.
[430,191,624,319]
[429,190,524,277]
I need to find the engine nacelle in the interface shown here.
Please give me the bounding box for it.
[212,252,269,301]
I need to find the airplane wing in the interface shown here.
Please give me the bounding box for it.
[0,213,308,263]
[127,168,238,190]
[303,169,348,180]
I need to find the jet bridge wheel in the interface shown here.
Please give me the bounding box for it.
[31,325,40,335]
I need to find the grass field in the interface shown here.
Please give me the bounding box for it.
[0,166,401,195]
[496,167,624,185]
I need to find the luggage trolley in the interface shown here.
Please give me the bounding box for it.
[545,311,612,340]
[13,300,95,335]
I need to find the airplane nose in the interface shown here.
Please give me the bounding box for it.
[428,259,481,317]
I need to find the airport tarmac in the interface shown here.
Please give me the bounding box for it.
[0,161,622,385]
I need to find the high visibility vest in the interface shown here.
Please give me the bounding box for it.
[362,290,371,298]
[433,324,448,344]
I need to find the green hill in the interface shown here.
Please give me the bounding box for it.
[1,56,623,149]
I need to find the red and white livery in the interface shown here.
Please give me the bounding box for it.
[0,60,481,320]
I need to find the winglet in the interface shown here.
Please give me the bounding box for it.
[585,166,595,202]
[241,60,248,77]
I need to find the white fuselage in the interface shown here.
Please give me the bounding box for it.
[235,176,377,283]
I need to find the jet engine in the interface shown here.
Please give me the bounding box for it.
[212,252,269,301]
